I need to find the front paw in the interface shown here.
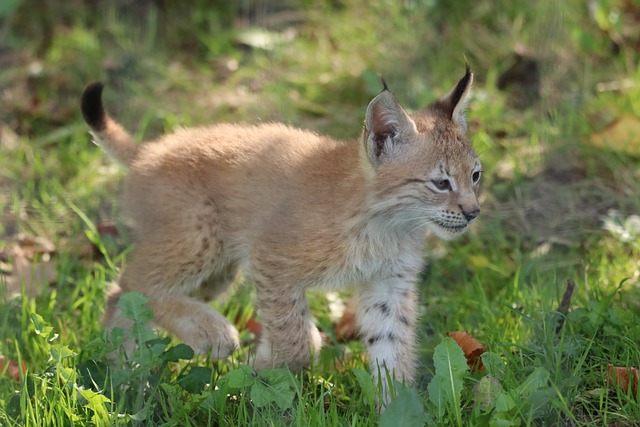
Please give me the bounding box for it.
[189,323,240,359]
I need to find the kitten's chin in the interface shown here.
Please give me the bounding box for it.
[428,222,468,241]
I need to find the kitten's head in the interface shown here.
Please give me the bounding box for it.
[363,65,481,240]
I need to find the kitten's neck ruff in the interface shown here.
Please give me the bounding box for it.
[327,139,426,240]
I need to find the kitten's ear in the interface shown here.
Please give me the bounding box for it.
[364,88,417,165]
[437,64,473,132]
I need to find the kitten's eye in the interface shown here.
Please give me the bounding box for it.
[432,179,452,191]
[472,170,482,184]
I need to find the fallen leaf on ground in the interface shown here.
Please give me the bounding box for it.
[591,114,640,156]
[334,297,358,342]
[96,222,120,238]
[244,316,262,338]
[607,364,639,395]
[0,355,27,383]
[448,331,486,372]
[234,313,262,341]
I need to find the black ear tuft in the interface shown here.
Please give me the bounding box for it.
[447,63,472,119]
[378,74,389,92]
[81,82,107,131]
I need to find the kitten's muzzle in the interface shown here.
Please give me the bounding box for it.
[462,207,480,222]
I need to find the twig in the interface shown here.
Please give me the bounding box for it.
[555,279,575,333]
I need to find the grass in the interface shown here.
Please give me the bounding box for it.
[1,0,640,425]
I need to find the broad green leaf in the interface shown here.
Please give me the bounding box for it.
[31,313,54,340]
[129,342,165,371]
[83,335,112,359]
[111,369,133,389]
[352,367,375,405]
[225,365,257,389]
[515,367,549,398]
[178,367,213,394]
[57,366,77,386]
[481,352,507,380]
[428,337,469,411]
[107,327,125,348]
[250,380,295,410]
[199,387,230,413]
[7,393,21,420]
[162,343,195,362]
[117,292,157,344]
[77,387,111,425]
[50,345,76,364]
[117,292,154,324]
[491,417,520,427]
[250,369,295,409]
[474,374,503,412]
[146,336,171,348]
[128,404,154,421]
[427,375,446,419]
[77,360,108,392]
[149,341,170,359]
[131,324,157,346]
[380,384,426,427]
[494,393,516,413]
[198,393,217,411]
[260,368,293,386]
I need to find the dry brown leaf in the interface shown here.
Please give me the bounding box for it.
[0,354,27,383]
[234,314,262,341]
[334,297,358,342]
[244,316,262,338]
[448,330,486,372]
[591,115,640,156]
[607,364,639,395]
[96,222,120,238]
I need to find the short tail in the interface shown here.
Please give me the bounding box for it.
[81,82,139,166]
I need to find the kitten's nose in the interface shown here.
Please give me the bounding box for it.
[462,208,480,222]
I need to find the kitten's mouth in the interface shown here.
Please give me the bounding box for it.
[427,220,469,240]
[434,221,468,232]
[427,221,470,240]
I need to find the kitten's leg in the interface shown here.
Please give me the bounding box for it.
[356,279,418,403]
[104,251,240,358]
[147,296,239,357]
[192,262,239,301]
[252,283,322,372]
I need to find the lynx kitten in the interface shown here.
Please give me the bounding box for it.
[81,67,481,400]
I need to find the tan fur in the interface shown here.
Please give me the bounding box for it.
[83,69,481,404]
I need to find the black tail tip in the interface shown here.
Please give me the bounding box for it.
[463,61,473,81]
[81,82,107,131]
